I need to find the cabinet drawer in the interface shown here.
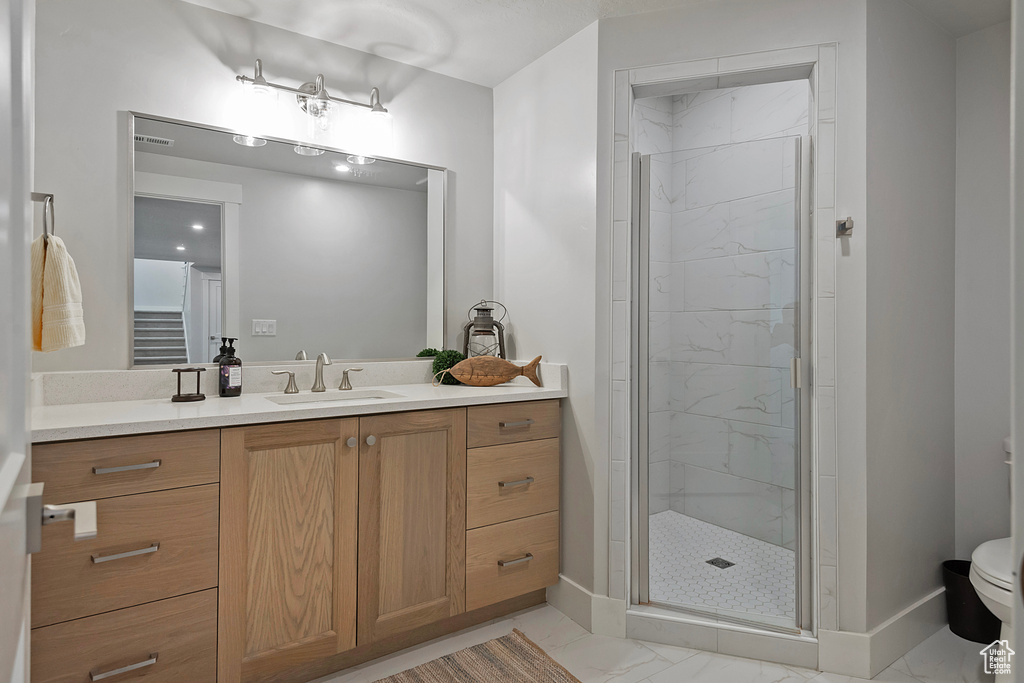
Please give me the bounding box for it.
[31,589,217,683]
[468,438,559,529]
[466,511,559,611]
[32,484,219,628]
[467,400,560,448]
[34,430,220,504]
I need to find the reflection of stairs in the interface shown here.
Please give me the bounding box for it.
[134,311,187,365]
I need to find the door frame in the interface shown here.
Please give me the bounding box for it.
[200,271,222,364]
[129,168,241,368]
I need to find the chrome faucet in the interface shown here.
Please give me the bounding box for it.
[312,353,332,392]
[339,368,363,390]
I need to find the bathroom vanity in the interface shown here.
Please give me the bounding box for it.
[28,375,565,683]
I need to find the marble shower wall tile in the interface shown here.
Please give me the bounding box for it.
[683,138,786,209]
[672,412,796,489]
[730,80,810,142]
[673,189,798,262]
[672,88,732,149]
[683,250,796,312]
[649,410,673,463]
[649,361,672,412]
[633,97,675,154]
[650,460,671,514]
[671,309,795,368]
[671,362,795,428]
[682,465,784,545]
[782,488,796,550]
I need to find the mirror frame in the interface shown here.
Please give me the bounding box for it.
[127,111,448,368]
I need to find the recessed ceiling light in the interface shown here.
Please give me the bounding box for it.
[233,134,267,147]
[176,245,186,251]
[334,164,350,173]
[347,154,375,165]
[294,145,325,156]
[192,223,204,231]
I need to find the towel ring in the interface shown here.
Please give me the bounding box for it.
[31,192,54,240]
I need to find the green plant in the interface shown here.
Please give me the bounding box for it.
[432,349,466,385]
[416,347,441,357]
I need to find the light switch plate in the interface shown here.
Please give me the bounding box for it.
[252,319,277,336]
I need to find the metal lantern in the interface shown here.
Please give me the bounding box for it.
[462,299,507,359]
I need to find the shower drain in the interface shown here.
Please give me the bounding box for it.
[706,557,735,569]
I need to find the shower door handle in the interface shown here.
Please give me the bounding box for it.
[790,358,802,389]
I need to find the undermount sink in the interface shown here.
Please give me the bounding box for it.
[266,389,404,405]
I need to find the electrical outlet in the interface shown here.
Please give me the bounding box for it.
[251,319,277,336]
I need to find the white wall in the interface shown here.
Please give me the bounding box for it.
[494,22,600,592]
[136,153,428,361]
[864,0,956,629]
[34,0,493,370]
[133,258,185,311]
[954,21,1012,559]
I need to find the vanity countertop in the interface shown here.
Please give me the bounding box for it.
[32,366,568,442]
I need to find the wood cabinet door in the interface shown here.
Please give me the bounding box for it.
[219,419,359,683]
[358,408,467,643]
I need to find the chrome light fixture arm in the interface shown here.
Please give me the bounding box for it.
[236,59,389,114]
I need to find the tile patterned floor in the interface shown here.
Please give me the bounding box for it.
[313,605,993,683]
[648,510,796,623]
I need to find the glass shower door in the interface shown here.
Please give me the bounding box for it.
[635,136,804,630]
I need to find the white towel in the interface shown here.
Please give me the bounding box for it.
[31,234,85,352]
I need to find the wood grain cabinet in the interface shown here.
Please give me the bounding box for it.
[218,419,359,683]
[357,408,467,643]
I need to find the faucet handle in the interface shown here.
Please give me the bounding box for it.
[271,370,299,394]
[295,350,307,361]
[340,368,363,391]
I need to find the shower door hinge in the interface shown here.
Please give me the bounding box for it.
[790,358,802,389]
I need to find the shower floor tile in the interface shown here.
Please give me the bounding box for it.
[649,510,796,624]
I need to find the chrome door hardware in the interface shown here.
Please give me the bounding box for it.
[498,477,535,488]
[497,553,533,567]
[340,368,363,390]
[836,216,854,237]
[271,370,299,394]
[89,654,157,681]
[27,482,98,553]
[91,543,159,564]
[92,460,160,475]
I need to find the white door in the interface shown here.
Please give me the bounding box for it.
[204,277,222,362]
[0,0,34,681]
[1012,0,1024,664]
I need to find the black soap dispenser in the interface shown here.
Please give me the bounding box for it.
[218,338,242,397]
[212,338,230,364]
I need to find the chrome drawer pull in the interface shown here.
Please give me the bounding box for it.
[91,543,160,564]
[90,654,157,681]
[92,460,161,475]
[498,476,535,488]
[499,419,534,428]
[498,553,533,567]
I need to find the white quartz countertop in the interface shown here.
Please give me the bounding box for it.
[32,371,568,443]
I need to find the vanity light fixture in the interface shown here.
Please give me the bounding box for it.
[236,59,391,128]
[294,145,325,157]
[232,134,267,147]
[346,155,376,165]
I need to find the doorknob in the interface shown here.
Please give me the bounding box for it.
[26,482,98,554]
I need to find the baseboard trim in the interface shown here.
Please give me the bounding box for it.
[546,575,627,637]
[819,587,946,678]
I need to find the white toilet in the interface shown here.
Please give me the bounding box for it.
[968,437,1014,682]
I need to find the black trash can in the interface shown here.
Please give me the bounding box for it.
[943,560,1001,644]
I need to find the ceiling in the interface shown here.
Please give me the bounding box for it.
[135,117,429,192]
[135,196,223,267]
[180,0,1010,87]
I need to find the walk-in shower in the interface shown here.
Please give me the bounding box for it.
[631,80,812,631]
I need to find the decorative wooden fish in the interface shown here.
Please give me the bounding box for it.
[449,355,542,387]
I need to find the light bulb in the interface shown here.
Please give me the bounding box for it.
[233,134,267,147]
[176,245,186,251]
[294,145,325,156]
[192,223,204,231]
[334,164,350,173]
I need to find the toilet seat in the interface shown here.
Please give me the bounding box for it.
[972,537,1013,592]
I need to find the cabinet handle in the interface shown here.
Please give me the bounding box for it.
[92,460,161,475]
[366,435,377,446]
[91,543,160,564]
[499,419,534,428]
[347,437,357,448]
[90,654,158,681]
[498,476,535,488]
[497,553,533,567]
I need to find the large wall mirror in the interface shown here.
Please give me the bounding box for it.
[130,114,446,367]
